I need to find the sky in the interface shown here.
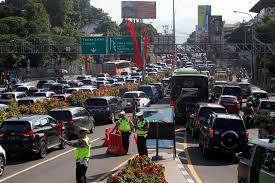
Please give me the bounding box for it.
[91,0,259,42]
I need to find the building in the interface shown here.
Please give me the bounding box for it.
[250,0,275,22]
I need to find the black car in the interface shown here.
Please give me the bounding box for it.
[199,113,248,157]
[138,85,159,104]
[85,96,123,124]
[49,107,95,138]
[0,115,66,158]
[37,80,55,89]
[50,84,70,94]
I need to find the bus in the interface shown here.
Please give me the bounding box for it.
[170,68,209,124]
[102,60,131,76]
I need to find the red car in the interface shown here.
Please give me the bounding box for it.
[219,95,240,114]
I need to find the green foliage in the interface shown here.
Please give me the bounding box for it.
[0,16,28,36]
[257,15,275,43]
[0,110,6,124]
[262,56,275,74]
[107,156,167,183]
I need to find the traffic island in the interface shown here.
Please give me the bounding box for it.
[106,155,167,183]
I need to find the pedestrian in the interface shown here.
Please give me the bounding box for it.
[63,127,91,183]
[112,111,133,153]
[135,112,149,156]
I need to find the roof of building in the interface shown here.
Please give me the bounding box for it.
[250,0,275,13]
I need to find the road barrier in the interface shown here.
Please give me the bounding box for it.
[106,133,127,155]
[102,128,112,147]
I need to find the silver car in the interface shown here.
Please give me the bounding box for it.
[0,145,6,176]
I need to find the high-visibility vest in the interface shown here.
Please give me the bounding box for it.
[74,136,91,162]
[118,118,131,132]
[136,119,149,136]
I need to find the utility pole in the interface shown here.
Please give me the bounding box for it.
[173,0,177,69]
[233,11,255,80]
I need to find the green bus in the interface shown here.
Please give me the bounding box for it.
[170,68,209,124]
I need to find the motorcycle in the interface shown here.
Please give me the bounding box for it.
[244,115,255,129]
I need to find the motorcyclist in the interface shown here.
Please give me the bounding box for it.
[244,101,255,128]
[244,102,255,116]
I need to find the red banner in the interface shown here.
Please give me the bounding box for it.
[126,20,142,68]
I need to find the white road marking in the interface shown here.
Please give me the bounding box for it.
[0,138,100,182]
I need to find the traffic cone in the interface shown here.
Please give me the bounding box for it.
[102,128,112,147]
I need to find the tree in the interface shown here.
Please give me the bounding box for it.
[23,0,50,33]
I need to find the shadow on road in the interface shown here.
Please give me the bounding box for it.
[184,146,239,166]
[87,170,116,182]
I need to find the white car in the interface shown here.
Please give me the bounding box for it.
[33,91,56,98]
[0,92,27,104]
[0,145,6,176]
[122,91,150,112]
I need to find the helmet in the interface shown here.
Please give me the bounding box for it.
[136,112,144,117]
[119,111,126,116]
[246,101,253,108]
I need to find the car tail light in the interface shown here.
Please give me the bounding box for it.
[271,129,275,134]
[23,130,37,137]
[0,131,6,137]
[170,100,175,108]
[244,131,249,141]
[209,128,214,138]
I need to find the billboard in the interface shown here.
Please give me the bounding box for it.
[198,5,211,31]
[121,1,156,19]
[153,35,175,54]
[208,16,223,36]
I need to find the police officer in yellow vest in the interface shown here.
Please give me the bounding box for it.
[112,111,133,153]
[64,127,91,183]
[135,112,149,156]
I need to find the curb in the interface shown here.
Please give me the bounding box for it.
[175,155,195,183]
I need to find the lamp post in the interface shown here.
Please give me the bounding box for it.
[173,0,176,69]
[233,11,255,80]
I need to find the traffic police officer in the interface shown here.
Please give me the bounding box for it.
[112,111,133,153]
[64,127,91,183]
[135,112,149,156]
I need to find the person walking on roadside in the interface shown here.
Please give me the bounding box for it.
[135,112,149,156]
[112,111,133,153]
[63,127,91,183]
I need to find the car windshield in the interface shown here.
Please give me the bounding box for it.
[66,89,77,94]
[18,100,35,105]
[0,94,15,99]
[77,76,86,80]
[16,87,27,92]
[221,97,237,103]
[199,107,226,117]
[82,80,92,85]
[117,78,124,82]
[121,72,128,76]
[49,111,72,122]
[123,93,139,98]
[138,87,153,94]
[223,87,241,96]
[253,92,268,99]
[86,99,108,106]
[260,101,275,110]
[42,83,52,88]
[213,119,245,132]
[34,93,46,97]
[0,121,31,132]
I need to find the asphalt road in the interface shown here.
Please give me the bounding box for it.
[0,95,260,183]
[0,123,139,183]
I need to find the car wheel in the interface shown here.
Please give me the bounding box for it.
[0,156,5,176]
[59,131,67,149]
[38,141,47,159]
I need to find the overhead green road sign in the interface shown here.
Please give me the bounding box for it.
[81,37,106,55]
[80,36,142,55]
[108,36,142,55]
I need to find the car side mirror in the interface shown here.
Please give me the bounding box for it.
[236,152,243,159]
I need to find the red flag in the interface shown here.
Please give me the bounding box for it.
[126,20,142,68]
[143,26,149,61]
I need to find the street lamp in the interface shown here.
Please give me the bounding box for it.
[233,10,255,80]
